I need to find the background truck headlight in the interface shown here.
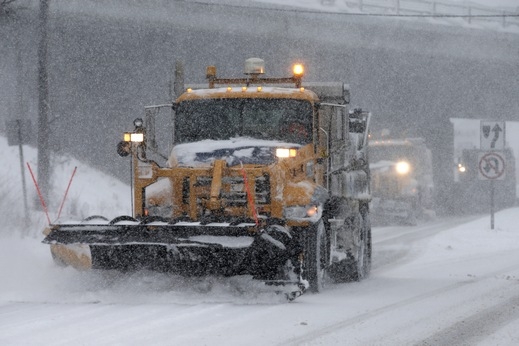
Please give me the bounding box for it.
[395,161,411,175]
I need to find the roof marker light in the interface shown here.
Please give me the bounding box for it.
[293,63,304,76]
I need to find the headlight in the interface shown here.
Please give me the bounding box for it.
[124,132,144,143]
[130,133,144,142]
[276,148,297,158]
[458,163,466,173]
[395,161,410,175]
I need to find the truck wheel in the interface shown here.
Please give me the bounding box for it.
[304,219,329,293]
[360,208,372,278]
[402,198,419,226]
[330,212,368,282]
[349,211,372,281]
[403,209,418,226]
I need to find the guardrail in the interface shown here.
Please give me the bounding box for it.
[322,0,519,29]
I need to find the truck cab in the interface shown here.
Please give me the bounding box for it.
[369,137,435,225]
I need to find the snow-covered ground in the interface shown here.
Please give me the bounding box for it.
[2,134,519,344]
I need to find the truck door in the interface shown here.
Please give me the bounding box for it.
[318,103,349,192]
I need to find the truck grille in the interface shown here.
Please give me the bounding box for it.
[372,175,400,198]
[221,174,271,206]
[183,174,271,207]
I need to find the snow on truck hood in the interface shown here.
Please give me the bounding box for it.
[169,137,301,167]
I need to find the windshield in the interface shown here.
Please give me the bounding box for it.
[369,145,418,162]
[175,98,313,145]
[369,144,424,170]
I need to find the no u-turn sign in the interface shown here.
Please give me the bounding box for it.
[478,151,506,180]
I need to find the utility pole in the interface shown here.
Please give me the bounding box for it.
[173,60,184,100]
[172,60,184,145]
[37,0,50,203]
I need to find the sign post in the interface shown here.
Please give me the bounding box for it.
[479,120,506,230]
[6,119,33,231]
[478,151,505,230]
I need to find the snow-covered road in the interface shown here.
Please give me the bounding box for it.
[2,211,519,345]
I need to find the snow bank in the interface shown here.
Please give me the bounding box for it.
[0,135,131,237]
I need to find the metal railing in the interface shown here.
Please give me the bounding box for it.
[321,0,519,29]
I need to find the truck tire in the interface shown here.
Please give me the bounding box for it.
[349,210,372,281]
[304,219,329,293]
[403,208,418,226]
[401,198,418,226]
[330,211,370,282]
[360,205,372,279]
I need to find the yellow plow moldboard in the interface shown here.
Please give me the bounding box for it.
[42,222,258,246]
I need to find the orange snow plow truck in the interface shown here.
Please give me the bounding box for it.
[43,58,372,299]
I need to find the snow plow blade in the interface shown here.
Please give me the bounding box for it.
[43,221,259,246]
[42,218,307,300]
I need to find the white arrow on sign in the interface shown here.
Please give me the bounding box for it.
[480,121,505,150]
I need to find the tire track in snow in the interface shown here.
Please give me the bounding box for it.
[373,215,481,245]
[416,291,519,346]
[281,262,519,345]
[372,215,483,272]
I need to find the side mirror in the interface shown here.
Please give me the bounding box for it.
[117,141,131,157]
[349,108,366,134]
